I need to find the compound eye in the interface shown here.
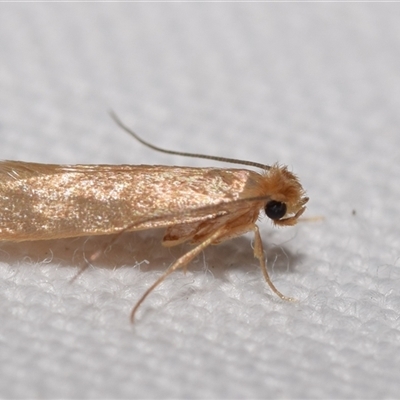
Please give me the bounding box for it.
[265,200,287,220]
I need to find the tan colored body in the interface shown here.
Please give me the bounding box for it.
[0,161,305,243]
[0,160,307,321]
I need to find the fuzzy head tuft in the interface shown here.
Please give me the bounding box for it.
[248,164,308,226]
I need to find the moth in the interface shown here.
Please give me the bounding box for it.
[0,113,308,321]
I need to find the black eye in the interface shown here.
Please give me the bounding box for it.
[265,200,287,220]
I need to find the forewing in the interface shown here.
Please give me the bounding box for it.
[0,162,253,241]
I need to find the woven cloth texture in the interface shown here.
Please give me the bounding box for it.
[0,4,399,399]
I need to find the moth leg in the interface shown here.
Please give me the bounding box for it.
[252,224,295,302]
[71,229,127,283]
[130,227,225,323]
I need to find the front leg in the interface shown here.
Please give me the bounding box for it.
[252,224,295,302]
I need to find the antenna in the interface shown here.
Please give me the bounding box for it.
[110,111,271,170]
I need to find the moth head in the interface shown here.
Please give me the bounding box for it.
[261,164,308,226]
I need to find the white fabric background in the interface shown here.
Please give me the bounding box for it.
[0,3,399,399]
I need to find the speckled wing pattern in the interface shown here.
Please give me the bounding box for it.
[0,162,260,241]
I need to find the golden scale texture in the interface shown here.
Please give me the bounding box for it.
[0,156,308,320]
[0,161,306,242]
